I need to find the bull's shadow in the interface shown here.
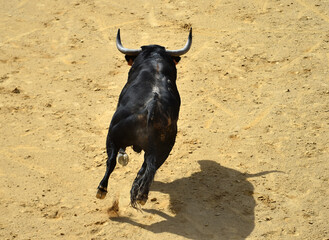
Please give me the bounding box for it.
[113,160,276,239]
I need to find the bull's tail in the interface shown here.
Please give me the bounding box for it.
[146,92,159,127]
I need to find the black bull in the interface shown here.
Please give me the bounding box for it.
[96,29,192,207]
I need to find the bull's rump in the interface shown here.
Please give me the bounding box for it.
[109,98,178,153]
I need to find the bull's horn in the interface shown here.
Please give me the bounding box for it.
[166,28,192,56]
[116,29,142,56]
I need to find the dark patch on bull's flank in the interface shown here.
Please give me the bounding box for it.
[96,28,192,207]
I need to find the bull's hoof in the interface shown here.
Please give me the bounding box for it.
[133,193,148,207]
[117,151,129,166]
[131,198,147,209]
[137,199,147,206]
[96,187,107,199]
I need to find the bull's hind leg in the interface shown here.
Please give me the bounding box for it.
[96,141,118,199]
[130,153,155,207]
[130,149,170,207]
[130,157,152,207]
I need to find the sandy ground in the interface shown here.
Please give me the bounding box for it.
[1,0,328,239]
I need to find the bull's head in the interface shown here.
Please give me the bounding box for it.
[116,28,192,66]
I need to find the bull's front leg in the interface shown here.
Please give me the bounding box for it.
[96,142,118,199]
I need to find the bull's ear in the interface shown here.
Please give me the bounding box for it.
[125,55,136,66]
[172,56,181,65]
